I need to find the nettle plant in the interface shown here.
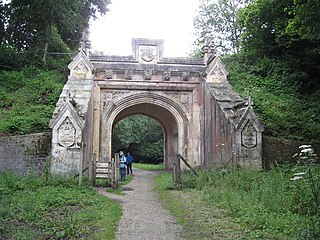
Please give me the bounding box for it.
[291,145,319,217]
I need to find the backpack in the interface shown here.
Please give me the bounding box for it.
[126,155,133,164]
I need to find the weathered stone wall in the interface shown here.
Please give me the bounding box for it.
[203,85,234,168]
[0,132,51,176]
[263,136,320,168]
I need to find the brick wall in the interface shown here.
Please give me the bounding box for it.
[0,132,51,176]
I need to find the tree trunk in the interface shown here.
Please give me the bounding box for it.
[42,42,48,62]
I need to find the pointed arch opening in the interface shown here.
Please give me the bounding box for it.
[100,93,189,170]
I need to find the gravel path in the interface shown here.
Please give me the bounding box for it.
[98,168,183,240]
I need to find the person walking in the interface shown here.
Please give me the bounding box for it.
[119,151,127,181]
[126,152,134,174]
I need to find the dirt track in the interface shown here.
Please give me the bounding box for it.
[98,168,183,240]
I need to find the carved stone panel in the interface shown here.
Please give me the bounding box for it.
[125,69,133,80]
[241,120,257,148]
[58,117,76,148]
[139,45,157,63]
[144,70,152,80]
[166,92,191,112]
[75,61,88,72]
[182,72,189,81]
[162,71,170,81]
[105,69,113,79]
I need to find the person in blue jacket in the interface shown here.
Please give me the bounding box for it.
[119,151,127,181]
[126,152,134,174]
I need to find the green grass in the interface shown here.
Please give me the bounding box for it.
[0,172,122,240]
[154,172,245,239]
[155,166,320,239]
[133,163,164,171]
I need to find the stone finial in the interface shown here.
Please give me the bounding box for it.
[202,29,216,63]
[246,96,253,107]
[79,27,91,56]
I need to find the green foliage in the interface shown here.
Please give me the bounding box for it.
[0,172,121,239]
[155,172,249,240]
[112,115,164,164]
[0,67,66,135]
[291,145,320,218]
[237,0,320,91]
[169,166,320,239]
[193,0,248,54]
[1,0,110,64]
[5,0,110,50]
[223,53,320,145]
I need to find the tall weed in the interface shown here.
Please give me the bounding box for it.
[178,166,319,239]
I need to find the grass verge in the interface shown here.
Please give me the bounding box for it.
[154,172,245,240]
[154,166,320,240]
[133,163,164,171]
[0,172,122,240]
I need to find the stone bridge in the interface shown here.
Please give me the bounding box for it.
[49,38,263,176]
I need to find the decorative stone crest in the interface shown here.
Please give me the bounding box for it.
[241,120,257,148]
[211,66,223,75]
[205,56,228,83]
[75,62,88,73]
[58,117,76,148]
[139,45,157,63]
[68,51,93,79]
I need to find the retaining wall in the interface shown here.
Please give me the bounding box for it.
[0,132,318,175]
[0,132,51,176]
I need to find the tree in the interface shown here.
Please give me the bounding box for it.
[285,0,320,41]
[4,0,110,61]
[0,0,8,44]
[112,115,164,163]
[238,0,320,92]
[193,0,249,54]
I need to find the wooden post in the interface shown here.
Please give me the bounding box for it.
[173,154,181,184]
[111,158,115,187]
[78,146,83,186]
[114,153,119,188]
[88,150,93,184]
[92,153,96,186]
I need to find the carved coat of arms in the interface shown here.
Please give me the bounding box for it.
[241,121,257,148]
[140,46,156,62]
[58,117,76,148]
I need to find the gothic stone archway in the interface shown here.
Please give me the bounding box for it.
[49,38,264,175]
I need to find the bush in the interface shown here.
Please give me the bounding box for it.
[0,67,65,135]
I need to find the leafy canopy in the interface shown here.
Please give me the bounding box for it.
[1,0,110,63]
